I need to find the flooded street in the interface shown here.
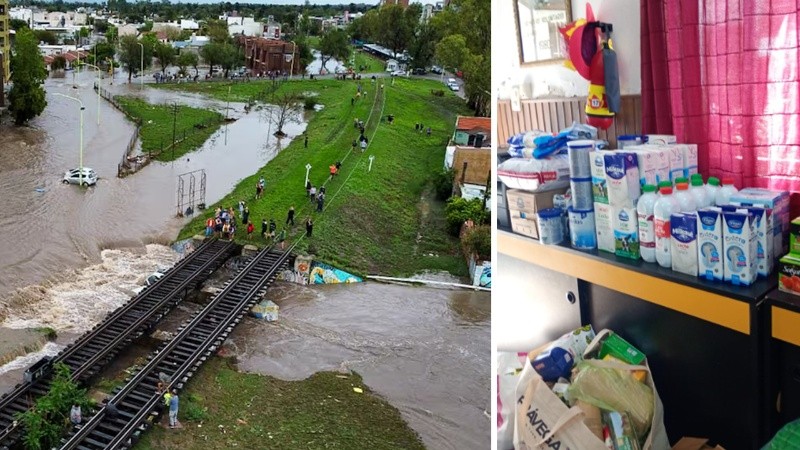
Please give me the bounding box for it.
[0,70,304,301]
[232,281,491,450]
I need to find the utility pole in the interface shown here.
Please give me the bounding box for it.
[172,103,178,161]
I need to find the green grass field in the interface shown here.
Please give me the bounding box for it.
[158,77,469,278]
[134,357,425,450]
[116,97,224,162]
[353,50,385,73]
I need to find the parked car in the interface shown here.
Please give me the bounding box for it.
[411,67,427,75]
[62,167,98,186]
[447,77,457,85]
[390,70,407,77]
[448,82,460,92]
[430,65,443,74]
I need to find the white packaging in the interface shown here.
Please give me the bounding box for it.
[613,206,640,259]
[746,207,773,277]
[680,144,698,179]
[603,152,640,207]
[696,208,724,281]
[628,149,670,188]
[646,134,677,144]
[594,202,615,253]
[723,209,757,286]
[671,212,698,276]
[590,150,613,204]
[662,145,685,182]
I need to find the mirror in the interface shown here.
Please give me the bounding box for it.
[513,0,572,65]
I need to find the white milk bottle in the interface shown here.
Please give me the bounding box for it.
[674,182,697,212]
[690,176,709,209]
[637,184,658,263]
[654,186,678,268]
[716,177,739,206]
[706,177,721,206]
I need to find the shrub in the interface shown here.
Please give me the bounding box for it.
[444,197,488,236]
[433,169,455,201]
[304,97,318,110]
[431,89,444,97]
[462,225,491,259]
[184,395,209,421]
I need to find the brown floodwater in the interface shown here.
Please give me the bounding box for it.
[0,70,305,304]
[231,281,491,450]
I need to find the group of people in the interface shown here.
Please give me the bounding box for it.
[306,182,327,213]
[415,123,433,136]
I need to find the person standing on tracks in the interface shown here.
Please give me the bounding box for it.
[306,218,313,237]
[169,389,180,428]
[70,403,82,425]
[276,228,287,250]
[205,217,214,237]
[286,206,295,226]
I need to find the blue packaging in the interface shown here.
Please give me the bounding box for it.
[697,208,724,281]
[531,344,574,382]
[568,206,597,250]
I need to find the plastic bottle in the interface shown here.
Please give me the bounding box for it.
[689,176,708,209]
[658,180,673,190]
[715,177,739,206]
[674,182,697,212]
[637,184,658,263]
[654,186,678,268]
[706,177,721,206]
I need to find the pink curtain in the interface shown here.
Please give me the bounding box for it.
[641,0,800,213]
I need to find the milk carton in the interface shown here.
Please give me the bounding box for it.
[613,206,640,259]
[697,208,724,281]
[646,135,677,145]
[661,145,685,182]
[604,152,640,207]
[680,144,698,178]
[670,213,698,276]
[746,207,773,277]
[731,188,790,255]
[590,150,613,204]
[722,209,757,285]
[595,202,615,253]
[628,149,670,187]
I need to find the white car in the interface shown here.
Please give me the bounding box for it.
[448,82,460,92]
[390,70,407,77]
[447,77,457,85]
[62,167,98,186]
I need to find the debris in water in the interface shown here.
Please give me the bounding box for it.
[35,188,45,193]
[352,387,363,394]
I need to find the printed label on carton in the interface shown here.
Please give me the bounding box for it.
[697,208,723,281]
[723,210,757,285]
[595,202,615,253]
[613,206,639,259]
[681,144,699,178]
[779,254,800,295]
[604,152,640,207]
[671,213,698,276]
[629,149,668,188]
[662,145,685,182]
[747,207,774,277]
[590,151,612,204]
[646,134,677,145]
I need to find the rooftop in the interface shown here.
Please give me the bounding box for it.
[455,116,490,133]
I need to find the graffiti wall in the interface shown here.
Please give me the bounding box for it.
[309,261,362,284]
[277,255,313,285]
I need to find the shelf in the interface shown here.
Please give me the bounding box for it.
[765,289,800,346]
[499,229,777,334]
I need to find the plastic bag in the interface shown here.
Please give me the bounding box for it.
[507,131,550,158]
[568,359,655,440]
[762,419,800,450]
[497,352,526,450]
[497,154,570,192]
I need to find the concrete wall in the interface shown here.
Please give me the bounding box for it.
[492,0,641,100]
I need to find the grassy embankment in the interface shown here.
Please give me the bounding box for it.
[161,77,470,278]
[134,357,425,450]
[115,97,224,162]
[353,49,385,73]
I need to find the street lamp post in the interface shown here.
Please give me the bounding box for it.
[80,62,102,125]
[52,93,86,186]
[304,163,312,188]
[138,42,144,89]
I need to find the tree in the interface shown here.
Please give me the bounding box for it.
[90,42,116,67]
[140,20,153,32]
[178,52,199,76]
[409,22,440,69]
[376,4,420,59]
[164,25,182,42]
[118,35,153,82]
[33,29,58,45]
[200,43,224,75]
[293,36,314,75]
[50,55,67,71]
[10,18,29,31]
[154,41,176,74]
[318,28,350,73]
[219,44,243,78]
[202,18,230,44]
[8,28,48,125]
[78,27,90,38]
[269,92,302,137]
[104,25,118,45]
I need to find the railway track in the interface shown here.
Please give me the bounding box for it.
[0,238,237,448]
[59,244,292,449]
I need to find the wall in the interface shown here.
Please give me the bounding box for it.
[492,0,641,100]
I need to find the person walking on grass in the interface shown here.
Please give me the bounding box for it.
[317,192,325,212]
[309,185,317,202]
[304,134,308,148]
[205,217,214,237]
[360,139,367,153]
[238,200,245,218]
[261,219,268,239]
[168,390,180,429]
[269,218,277,238]
[255,180,263,199]
[276,228,287,250]
[242,207,250,226]
[247,221,254,239]
[286,206,295,226]
[306,218,313,237]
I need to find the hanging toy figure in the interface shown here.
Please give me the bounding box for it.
[559,5,620,130]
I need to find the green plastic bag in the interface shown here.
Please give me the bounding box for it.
[763,419,800,450]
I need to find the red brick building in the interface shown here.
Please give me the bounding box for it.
[236,36,298,75]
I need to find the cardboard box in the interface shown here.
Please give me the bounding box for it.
[511,214,539,239]
[595,202,615,253]
[681,144,699,178]
[604,152,640,207]
[778,253,800,295]
[672,437,726,450]
[646,134,677,145]
[723,209,757,286]
[590,150,614,204]
[506,187,569,214]
[628,148,670,187]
